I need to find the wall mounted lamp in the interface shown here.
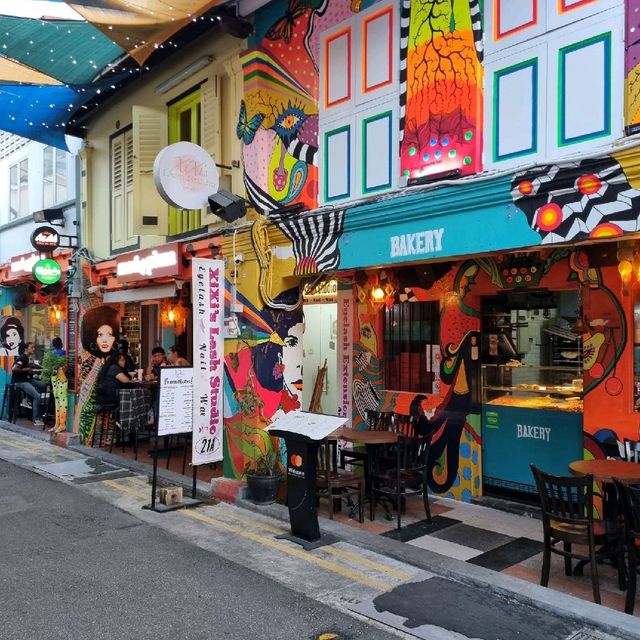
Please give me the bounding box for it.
[155,54,214,95]
[33,208,65,226]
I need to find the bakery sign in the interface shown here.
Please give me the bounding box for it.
[115,243,181,283]
[30,226,60,252]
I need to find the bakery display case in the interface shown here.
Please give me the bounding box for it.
[482,364,583,493]
[482,364,583,413]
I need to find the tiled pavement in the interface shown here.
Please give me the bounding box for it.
[322,493,638,617]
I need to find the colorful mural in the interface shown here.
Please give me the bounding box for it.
[73,258,120,443]
[625,0,640,131]
[400,0,483,180]
[223,285,304,479]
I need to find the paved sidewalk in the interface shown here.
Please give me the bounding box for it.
[1,421,639,640]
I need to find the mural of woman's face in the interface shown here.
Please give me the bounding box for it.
[5,328,20,350]
[97,324,116,354]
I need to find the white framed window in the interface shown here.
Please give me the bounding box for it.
[484,6,623,169]
[318,1,399,204]
[9,158,28,220]
[43,146,68,208]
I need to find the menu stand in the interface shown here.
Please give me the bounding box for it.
[267,412,348,550]
[142,366,202,513]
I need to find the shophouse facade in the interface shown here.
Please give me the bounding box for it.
[0,132,78,424]
[67,0,640,504]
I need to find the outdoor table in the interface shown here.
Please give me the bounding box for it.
[569,458,640,520]
[119,386,153,433]
[331,428,400,520]
[568,458,640,582]
[568,459,640,484]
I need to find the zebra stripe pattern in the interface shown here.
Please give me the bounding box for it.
[244,172,280,214]
[468,0,483,63]
[398,0,411,148]
[287,138,317,165]
[270,207,345,274]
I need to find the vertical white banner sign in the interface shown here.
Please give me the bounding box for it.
[192,258,225,465]
[336,290,353,424]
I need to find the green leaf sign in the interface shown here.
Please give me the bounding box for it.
[33,258,62,285]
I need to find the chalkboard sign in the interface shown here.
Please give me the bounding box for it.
[158,366,193,436]
[66,301,78,391]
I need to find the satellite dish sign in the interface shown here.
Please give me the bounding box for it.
[153,142,219,210]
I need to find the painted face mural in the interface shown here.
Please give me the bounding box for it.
[224,287,304,478]
[0,316,25,356]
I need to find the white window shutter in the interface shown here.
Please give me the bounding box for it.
[132,105,168,235]
[111,134,125,249]
[201,77,222,224]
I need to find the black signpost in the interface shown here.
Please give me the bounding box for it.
[143,366,202,513]
[267,412,347,550]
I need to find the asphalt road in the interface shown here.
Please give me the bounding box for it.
[0,459,398,640]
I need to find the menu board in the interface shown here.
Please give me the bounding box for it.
[66,300,78,391]
[157,366,193,436]
[266,411,348,441]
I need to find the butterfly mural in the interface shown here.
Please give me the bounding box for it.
[265,0,307,44]
[236,100,265,145]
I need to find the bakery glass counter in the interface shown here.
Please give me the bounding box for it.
[482,364,583,493]
[482,364,583,413]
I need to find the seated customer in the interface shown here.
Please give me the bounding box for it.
[96,353,131,408]
[167,345,190,366]
[145,346,170,380]
[12,341,46,426]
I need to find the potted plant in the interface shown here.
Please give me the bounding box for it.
[244,447,283,505]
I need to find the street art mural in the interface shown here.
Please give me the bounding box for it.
[626,0,640,131]
[223,285,304,479]
[347,248,631,501]
[73,260,120,443]
[400,0,483,180]
[511,156,640,243]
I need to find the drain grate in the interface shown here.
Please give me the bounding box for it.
[566,631,618,640]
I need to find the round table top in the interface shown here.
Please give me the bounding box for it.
[331,427,399,445]
[569,459,640,484]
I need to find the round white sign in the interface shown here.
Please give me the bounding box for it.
[153,142,219,210]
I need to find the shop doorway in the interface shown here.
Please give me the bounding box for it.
[140,303,160,367]
[480,290,583,502]
[302,303,338,415]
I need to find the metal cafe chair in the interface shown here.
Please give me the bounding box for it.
[370,431,433,530]
[613,479,640,615]
[530,465,625,604]
[316,440,364,523]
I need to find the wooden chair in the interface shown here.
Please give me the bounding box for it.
[339,409,392,470]
[624,439,640,463]
[613,479,640,615]
[530,465,625,604]
[370,432,432,530]
[316,440,364,523]
[392,413,417,436]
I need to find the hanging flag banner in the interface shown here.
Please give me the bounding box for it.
[192,258,225,465]
[336,289,353,424]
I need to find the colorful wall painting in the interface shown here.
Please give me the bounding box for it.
[223,284,304,479]
[348,248,634,501]
[625,0,640,131]
[400,0,483,181]
[73,257,120,443]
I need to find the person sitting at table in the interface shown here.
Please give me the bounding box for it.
[166,345,190,366]
[145,346,170,380]
[96,353,131,408]
[118,339,136,373]
[12,341,47,427]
